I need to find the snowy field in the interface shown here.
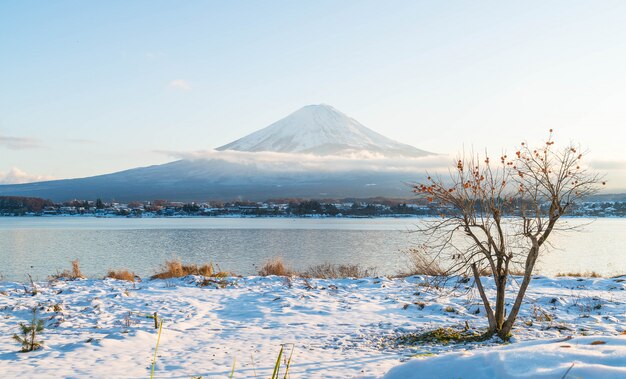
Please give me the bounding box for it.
[1,275,625,378]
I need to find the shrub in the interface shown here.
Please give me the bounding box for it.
[50,259,85,280]
[106,270,136,282]
[302,262,375,278]
[411,133,602,339]
[13,308,44,352]
[258,257,294,276]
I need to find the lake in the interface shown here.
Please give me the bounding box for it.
[0,217,624,281]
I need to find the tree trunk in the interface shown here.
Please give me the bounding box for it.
[494,273,507,330]
[472,263,496,333]
[498,246,539,339]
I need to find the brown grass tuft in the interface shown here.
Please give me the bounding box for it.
[258,257,294,276]
[555,271,602,278]
[151,260,230,280]
[302,263,375,279]
[51,259,85,280]
[106,270,136,282]
[508,268,526,276]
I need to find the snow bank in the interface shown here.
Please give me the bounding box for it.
[384,336,626,379]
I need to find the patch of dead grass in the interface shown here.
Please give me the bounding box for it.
[555,271,602,278]
[151,260,230,279]
[106,270,136,282]
[50,259,85,280]
[302,262,375,279]
[258,257,294,276]
[398,248,447,277]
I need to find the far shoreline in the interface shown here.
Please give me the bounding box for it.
[1,214,626,219]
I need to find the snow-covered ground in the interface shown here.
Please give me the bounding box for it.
[0,275,624,378]
[384,335,626,379]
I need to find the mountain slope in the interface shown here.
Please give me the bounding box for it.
[0,104,434,201]
[0,159,423,201]
[217,104,432,157]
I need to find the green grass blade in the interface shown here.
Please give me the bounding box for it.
[229,357,236,379]
[271,346,284,379]
[250,353,257,378]
[283,344,295,379]
[150,320,164,379]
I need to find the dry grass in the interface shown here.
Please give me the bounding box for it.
[400,248,447,277]
[531,304,553,322]
[302,263,375,279]
[397,327,486,345]
[556,271,602,278]
[479,268,526,277]
[258,257,294,276]
[50,259,85,280]
[106,269,136,282]
[151,260,229,279]
[508,268,526,276]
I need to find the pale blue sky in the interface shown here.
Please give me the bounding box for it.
[1,1,626,189]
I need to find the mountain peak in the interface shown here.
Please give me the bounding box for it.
[300,103,338,111]
[216,104,433,157]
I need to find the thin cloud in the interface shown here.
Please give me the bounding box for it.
[0,167,55,184]
[145,51,164,60]
[66,138,96,144]
[590,160,626,170]
[0,135,42,150]
[169,79,192,91]
[154,149,451,173]
[589,160,626,191]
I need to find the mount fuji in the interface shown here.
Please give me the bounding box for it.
[217,104,432,158]
[0,105,437,201]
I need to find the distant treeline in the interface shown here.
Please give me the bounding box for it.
[0,195,432,217]
[1,195,625,217]
[0,196,54,214]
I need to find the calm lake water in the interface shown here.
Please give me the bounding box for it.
[0,217,624,281]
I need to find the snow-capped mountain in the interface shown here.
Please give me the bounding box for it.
[0,104,435,201]
[217,104,432,157]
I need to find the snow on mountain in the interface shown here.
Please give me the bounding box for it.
[217,104,433,158]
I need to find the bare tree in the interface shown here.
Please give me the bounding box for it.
[413,131,603,339]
